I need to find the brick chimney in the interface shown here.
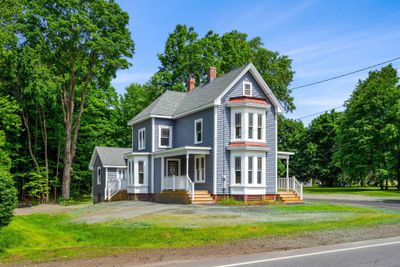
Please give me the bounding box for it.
[187,76,196,91]
[208,66,217,82]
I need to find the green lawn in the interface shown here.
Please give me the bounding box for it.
[1,202,400,264]
[304,187,400,198]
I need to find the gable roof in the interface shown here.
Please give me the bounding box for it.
[128,63,283,125]
[88,146,131,170]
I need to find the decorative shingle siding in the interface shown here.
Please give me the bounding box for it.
[154,118,175,151]
[132,119,152,152]
[216,71,277,195]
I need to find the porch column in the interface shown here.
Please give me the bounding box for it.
[286,158,289,191]
[161,157,164,192]
[186,153,189,178]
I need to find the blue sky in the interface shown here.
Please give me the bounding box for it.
[113,0,400,124]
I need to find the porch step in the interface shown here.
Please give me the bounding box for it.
[192,190,215,205]
[109,190,128,202]
[277,191,303,204]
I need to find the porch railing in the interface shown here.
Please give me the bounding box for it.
[106,179,127,200]
[162,175,195,200]
[277,176,303,200]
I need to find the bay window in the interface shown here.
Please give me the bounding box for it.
[231,153,265,187]
[235,113,242,139]
[138,161,144,184]
[234,157,242,184]
[257,157,262,184]
[248,113,254,139]
[231,108,266,142]
[248,156,253,184]
[257,114,263,140]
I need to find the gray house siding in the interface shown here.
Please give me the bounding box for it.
[132,119,152,152]
[154,157,162,193]
[92,154,106,202]
[216,71,277,195]
[154,118,175,151]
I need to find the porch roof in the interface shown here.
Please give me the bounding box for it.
[277,151,295,160]
[153,146,211,158]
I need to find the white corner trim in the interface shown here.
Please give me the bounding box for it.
[275,110,278,194]
[194,118,203,144]
[151,118,155,152]
[213,105,218,195]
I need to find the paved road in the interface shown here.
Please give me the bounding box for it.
[304,194,400,209]
[170,236,400,267]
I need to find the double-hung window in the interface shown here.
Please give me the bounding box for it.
[235,157,242,184]
[159,126,172,148]
[248,157,253,184]
[248,113,254,139]
[243,82,252,96]
[194,155,206,182]
[257,114,263,140]
[235,113,242,139]
[194,119,203,144]
[97,167,101,185]
[138,161,144,184]
[257,157,262,184]
[138,128,146,150]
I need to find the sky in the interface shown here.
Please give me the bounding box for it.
[112,0,400,124]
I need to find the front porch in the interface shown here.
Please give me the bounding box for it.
[277,151,303,203]
[154,146,215,204]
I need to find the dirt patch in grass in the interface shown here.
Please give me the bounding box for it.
[14,223,400,267]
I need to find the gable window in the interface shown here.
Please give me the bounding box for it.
[138,161,144,184]
[235,113,242,139]
[138,128,146,150]
[97,167,101,185]
[194,155,206,182]
[248,113,254,139]
[248,156,253,184]
[234,157,242,184]
[159,125,172,148]
[243,82,252,96]
[257,114,263,140]
[194,119,203,144]
[257,157,262,184]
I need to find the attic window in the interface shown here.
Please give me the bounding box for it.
[243,82,252,96]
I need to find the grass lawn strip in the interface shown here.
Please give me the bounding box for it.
[0,202,399,264]
[304,187,400,198]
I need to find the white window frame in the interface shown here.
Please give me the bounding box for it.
[134,156,148,186]
[97,167,101,185]
[248,113,254,139]
[194,155,206,183]
[159,125,172,148]
[230,152,266,186]
[194,118,203,144]
[138,128,146,150]
[230,107,266,142]
[243,81,252,96]
[138,160,145,185]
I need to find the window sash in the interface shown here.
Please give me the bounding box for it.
[235,157,241,184]
[257,114,262,140]
[235,113,242,139]
[138,128,146,150]
[138,161,144,184]
[244,82,252,96]
[248,113,254,139]
[248,156,253,184]
[97,168,101,184]
[195,120,203,143]
[257,157,262,184]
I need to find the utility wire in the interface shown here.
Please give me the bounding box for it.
[296,105,345,120]
[290,56,400,90]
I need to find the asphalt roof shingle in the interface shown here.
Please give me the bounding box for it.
[95,147,131,167]
[129,63,250,123]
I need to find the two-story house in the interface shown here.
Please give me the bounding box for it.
[89,63,302,204]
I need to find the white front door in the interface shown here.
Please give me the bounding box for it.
[194,155,205,183]
[166,159,181,177]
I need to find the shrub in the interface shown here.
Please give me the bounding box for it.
[0,170,17,228]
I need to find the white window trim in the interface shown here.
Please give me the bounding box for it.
[194,155,206,183]
[97,167,101,185]
[243,81,253,96]
[165,158,181,177]
[230,107,266,142]
[138,128,146,150]
[230,151,266,187]
[159,125,172,148]
[134,156,148,186]
[194,118,203,144]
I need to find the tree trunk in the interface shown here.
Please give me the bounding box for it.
[62,114,73,199]
[385,178,389,190]
[22,111,39,169]
[39,108,49,202]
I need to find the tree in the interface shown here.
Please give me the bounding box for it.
[335,65,400,188]
[153,25,295,112]
[308,111,342,186]
[18,0,135,198]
